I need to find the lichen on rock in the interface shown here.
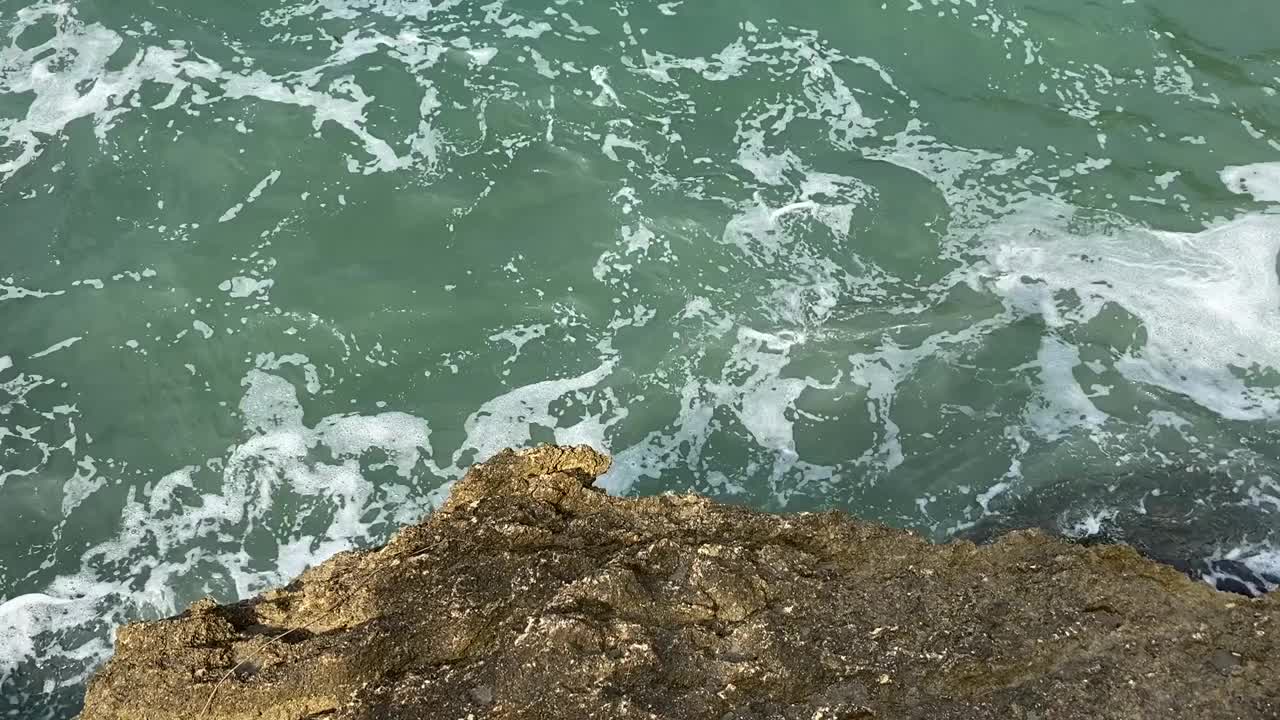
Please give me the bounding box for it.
[79,446,1280,720]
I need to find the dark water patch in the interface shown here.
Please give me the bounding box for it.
[959,468,1280,596]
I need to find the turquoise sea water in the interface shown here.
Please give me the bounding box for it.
[3,0,1280,715]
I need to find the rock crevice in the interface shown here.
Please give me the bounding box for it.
[79,446,1280,720]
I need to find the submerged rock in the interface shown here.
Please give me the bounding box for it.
[79,446,1280,720]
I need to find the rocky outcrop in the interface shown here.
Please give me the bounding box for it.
[79,446,1280,720]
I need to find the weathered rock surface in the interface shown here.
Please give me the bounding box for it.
[79,446,1280,720]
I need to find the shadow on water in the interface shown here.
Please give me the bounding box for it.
[3,660,84,720]
[958,468,1280,597]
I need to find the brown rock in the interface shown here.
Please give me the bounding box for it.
[79,446,1280,720]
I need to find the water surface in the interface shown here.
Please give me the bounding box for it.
[3,0,1280,715]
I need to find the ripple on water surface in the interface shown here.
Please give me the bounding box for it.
[3,0,1280,716]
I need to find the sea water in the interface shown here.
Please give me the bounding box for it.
[2,0,1280,715]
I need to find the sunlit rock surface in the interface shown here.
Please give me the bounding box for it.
[80,446,1280,720]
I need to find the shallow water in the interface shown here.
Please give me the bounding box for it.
[2,0,1280,715]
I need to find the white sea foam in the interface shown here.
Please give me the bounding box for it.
[451,359,618,470]
[1221,162,1280,203]
[1205,542,1280,596]
[219,276,274,298]
[0,593,96,687]
[1024,336,1107,441]
[0,4,459,184]
[29,335,83,359]
[988,202,1280,421]
[0,365,434,690]
[604,320,843,500]
[489,324,550,367]
[1060,508,1117,539]
[218,171,281,223]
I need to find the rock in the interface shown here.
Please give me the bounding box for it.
[1210,649,1243,676]
[79,446,1280,720]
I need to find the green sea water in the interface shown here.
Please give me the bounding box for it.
[3,0,1280,715]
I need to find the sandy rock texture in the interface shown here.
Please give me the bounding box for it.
[79,446,1280,720]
